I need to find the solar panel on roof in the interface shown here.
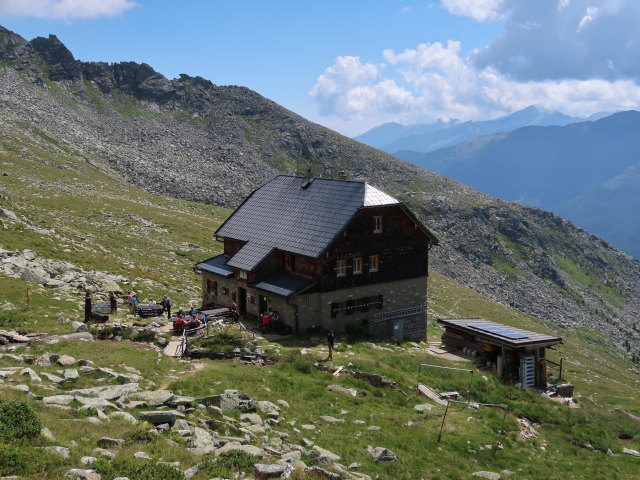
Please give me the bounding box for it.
[469,323,529,340]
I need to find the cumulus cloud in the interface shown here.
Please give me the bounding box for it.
[311,0,640,131]
[308,56,382,117]
[472,0,640,81]
[440,0,507,22]
[310,42,640,126]
[0,0,136,19]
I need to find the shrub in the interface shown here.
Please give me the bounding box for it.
[95,457,185,480]
[0,400,42,444]
[166,433,188,445]
[200,450,259,478]
[0,443,26,474]
[0,443,64,475]
[124,429,157,444]
[133,330,156,342]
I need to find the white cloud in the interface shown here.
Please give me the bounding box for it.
[558,0,571,10]
[310,42,640,127]
[577,6,598,32]
[472,1,640,81]
[440,0,506,22]
[0,0,136,19]
[308,56,381,117]
[311,0,640,132]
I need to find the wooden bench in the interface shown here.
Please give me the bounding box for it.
[92,303,111,314]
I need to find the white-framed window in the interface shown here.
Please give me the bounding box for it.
[373,215,383,233]
[353,257,363,275]
[336,259,347,277]
[369,255,379,272]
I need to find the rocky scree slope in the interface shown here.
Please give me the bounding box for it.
[0,26,639,354]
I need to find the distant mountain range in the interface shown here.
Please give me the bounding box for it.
[394,111,640,259]
[354,106,604,154]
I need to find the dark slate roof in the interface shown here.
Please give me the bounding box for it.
[216,175,436,266]
[195,255,233,277]
[252,271,316,297]
[226,242,274,271]
[438,318,562,348]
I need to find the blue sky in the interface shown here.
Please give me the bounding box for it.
[2,1,640,136]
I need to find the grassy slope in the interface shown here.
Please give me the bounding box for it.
[0,122,639,479]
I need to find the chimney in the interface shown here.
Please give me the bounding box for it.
[338,171,347,180]
[305,168,312,178]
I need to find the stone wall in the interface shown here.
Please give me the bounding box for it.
[294,276,427,334]
[201,272,427,338]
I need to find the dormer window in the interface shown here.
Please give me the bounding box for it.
[373,216,383,233]
[336,259,347,277]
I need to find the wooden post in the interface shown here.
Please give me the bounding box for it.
[437,400,450,442]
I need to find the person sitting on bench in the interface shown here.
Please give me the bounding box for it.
[176,307,186,318]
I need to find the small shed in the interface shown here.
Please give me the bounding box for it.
[438,318,562,388]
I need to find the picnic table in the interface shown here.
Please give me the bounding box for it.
[171,315,203,334]
[137,304,164,318]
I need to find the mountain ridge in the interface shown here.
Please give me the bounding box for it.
[354,105,581,153]
[395,111,640,258]
[0,25,639,356]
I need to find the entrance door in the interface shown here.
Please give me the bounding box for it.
[391,318,404,343]
[259,295,268,314]
[238,287,247,315]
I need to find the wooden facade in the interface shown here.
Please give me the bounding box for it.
[196,176,439,340]
[438,318,562,388]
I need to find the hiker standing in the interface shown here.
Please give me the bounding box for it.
[131,293,138,315]
[109,292,117,315]
[127,291,133,314]
[230,303,239,322]
[261,312,271,332]
[84,291,92,323]
[164,295,172,319]
[326,330,337,361]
